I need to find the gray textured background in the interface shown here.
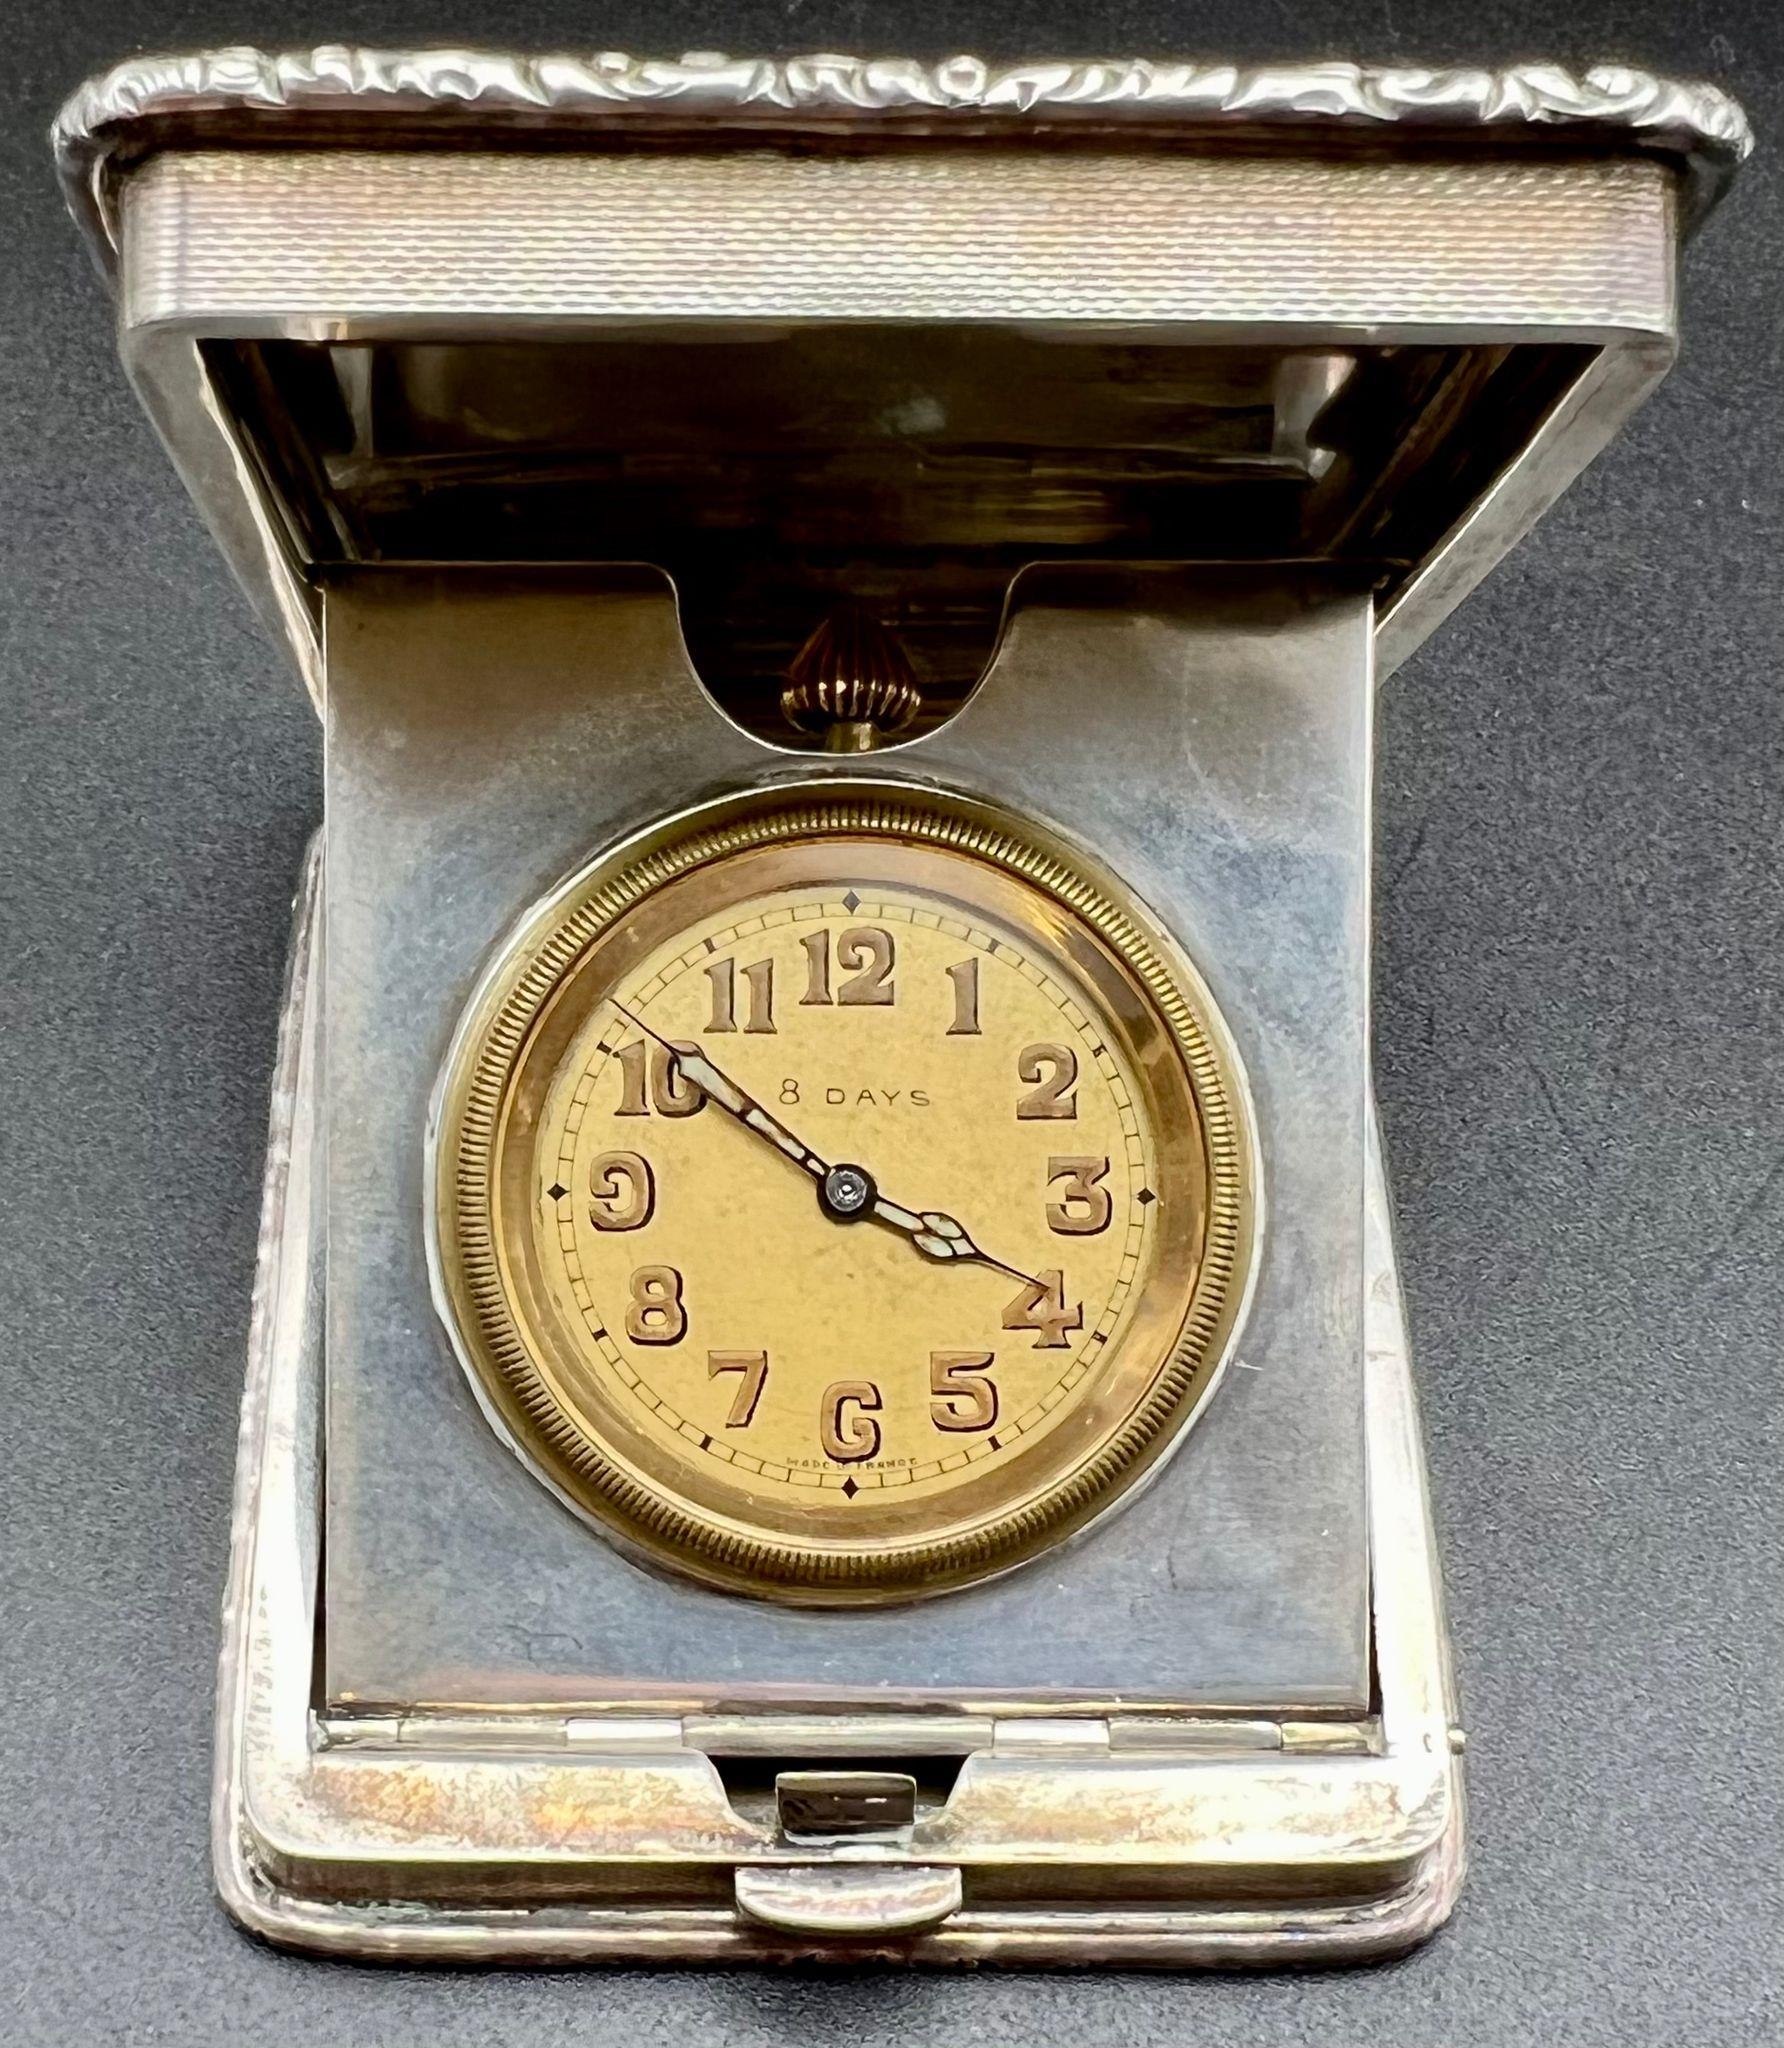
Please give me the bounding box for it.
[2,3,1779,2043]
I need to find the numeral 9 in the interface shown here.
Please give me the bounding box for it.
[588,1150,654,1231]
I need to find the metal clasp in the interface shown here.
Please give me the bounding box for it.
[734,1862,962,1938]
[774,1768,916,1840]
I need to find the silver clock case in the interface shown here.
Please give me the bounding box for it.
[56,44,1744,1961]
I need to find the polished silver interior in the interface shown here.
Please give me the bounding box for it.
[322,565,1373,1715]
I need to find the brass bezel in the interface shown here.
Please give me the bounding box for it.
[430,785,1257,1604]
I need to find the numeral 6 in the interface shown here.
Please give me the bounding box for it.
[820,1380,882,1463]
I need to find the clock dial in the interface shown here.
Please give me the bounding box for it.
[432,791,1254,1603]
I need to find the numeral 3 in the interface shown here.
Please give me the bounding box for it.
[1046,1156,1111,1235]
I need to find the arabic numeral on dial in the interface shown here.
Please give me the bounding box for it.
[704,955,775,1034]
[800,927,896,1006]
[708,1350,768,1427]
[1016,1042,1078,1119]
[930,1351,998,1432]
[1002,1269,1083,1350]
[945,957,980,1035]
[798,929,831,1005]
[1046,1155,1111,1235]
[839,927,896,1004]
[614,1037,707,1117]
[588,1149,655,1231]
[625,1264,686,1345]
[652,1043,706,1117]
[820,1380,882,1462]
[614,1036,650,1116]
[704,957,734,1032]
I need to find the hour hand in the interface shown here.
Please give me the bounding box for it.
[868,1193,1036,1287]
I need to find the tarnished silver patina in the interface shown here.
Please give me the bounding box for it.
[56,45,1742,1965]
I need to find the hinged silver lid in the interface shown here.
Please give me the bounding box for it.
[55,46,1750,269]
[55,46,1748,705]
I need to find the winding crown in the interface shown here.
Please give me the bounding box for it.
[780,606,922,750]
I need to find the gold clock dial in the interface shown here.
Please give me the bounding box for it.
[432,790,1254,1603]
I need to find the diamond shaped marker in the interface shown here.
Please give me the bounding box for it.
[841,1477,859,1499]
[547,1182,568,1202]
[1137,1187,1156,1206]
[842,889,860,913]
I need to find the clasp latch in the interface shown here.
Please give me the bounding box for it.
[774,1768,917,1840]
[734,1862,962,1938]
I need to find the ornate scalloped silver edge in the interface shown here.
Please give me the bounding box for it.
[54,46,1750,265]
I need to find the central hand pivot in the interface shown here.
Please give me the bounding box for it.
[820,1163,876,1221]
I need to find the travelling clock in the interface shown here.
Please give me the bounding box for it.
[65,34,1740,1965]
[430,789,1255,1601]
